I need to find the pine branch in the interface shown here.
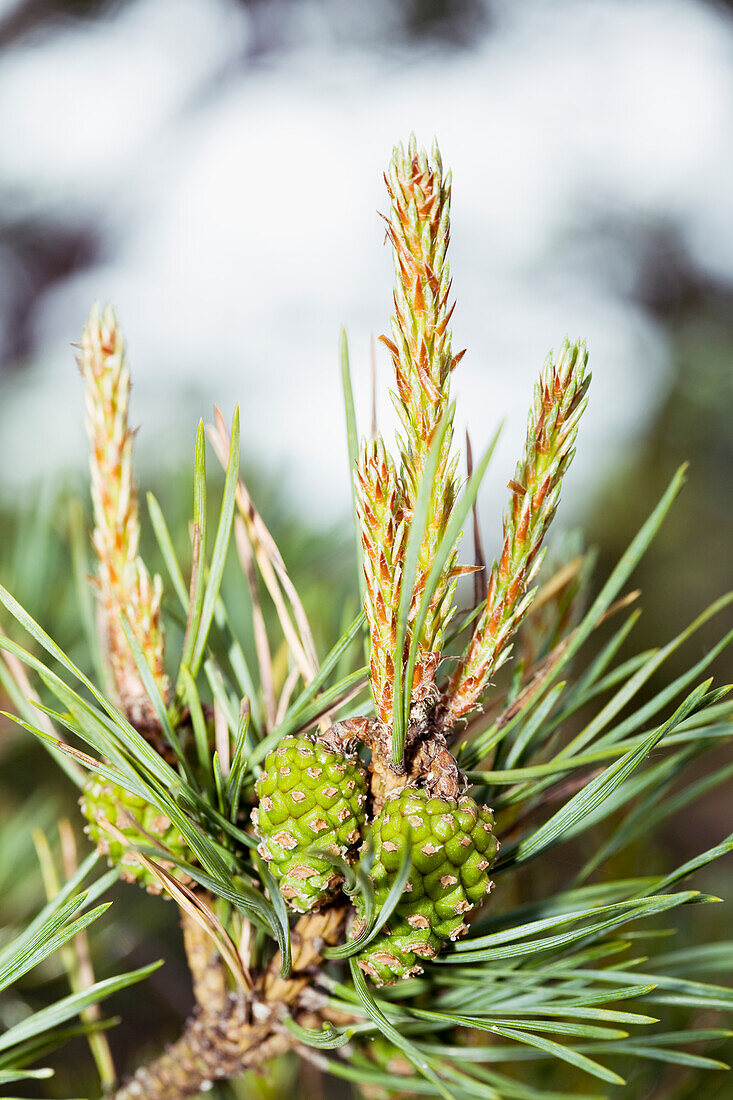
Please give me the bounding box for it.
[444,339,590,727]
[4,137,733,1100]
[79,303,168,733]
[111,907,346,1100]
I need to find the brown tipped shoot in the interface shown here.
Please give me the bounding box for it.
[444,339,590,726]
[79,303,168,734]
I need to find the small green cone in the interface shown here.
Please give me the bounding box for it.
[253,734,368,912]
[355,787,498,984]
[80,776,192,895]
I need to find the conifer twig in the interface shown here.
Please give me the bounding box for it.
[355,438,406,727]
[6,137,732,1100]
[444,340,590,726]
[111,907,346,1100]
[79,303,168,733]
[379,136,464,706]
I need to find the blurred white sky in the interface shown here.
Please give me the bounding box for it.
[0,0,732,537]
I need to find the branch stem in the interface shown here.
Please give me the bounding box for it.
[111,908,345,1099]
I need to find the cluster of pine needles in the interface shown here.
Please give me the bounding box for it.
[1,136,733,1100]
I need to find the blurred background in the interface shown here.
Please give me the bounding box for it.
[1,0,732,1096]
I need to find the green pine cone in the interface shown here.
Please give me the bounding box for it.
[355,787,498,984]
[80,776,192,895]
[253,734,368,912]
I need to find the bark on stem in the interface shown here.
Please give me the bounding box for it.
[369,714,462,813]
[180,908,229,1012]
[111,908,345,1100]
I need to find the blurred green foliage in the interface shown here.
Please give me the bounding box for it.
[1,287,733,1097]
[0,452,361,1098]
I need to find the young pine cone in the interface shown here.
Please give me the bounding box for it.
[354,787,498,985]
[80,776,192,895]
[253,734,368,912]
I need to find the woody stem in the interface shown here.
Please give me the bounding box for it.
[110,908,345,1100]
